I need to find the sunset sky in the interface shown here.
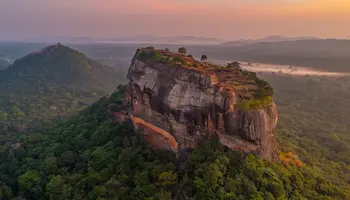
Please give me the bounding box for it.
[1,0,350,40]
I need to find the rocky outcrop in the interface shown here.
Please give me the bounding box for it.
[127,48,278,160]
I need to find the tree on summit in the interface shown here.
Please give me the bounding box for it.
[227,61,241,70]
[201,55,208,62]
[178,47,187,54]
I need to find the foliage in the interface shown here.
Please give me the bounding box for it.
[178,47,187,54]
[254,78,274,99]
[235,96,273,111]
[232,67,274,110]
[226,62,275,101]
[226,61,241,70]
[172,55,187,65]
[184,140,348,200]
[0,85,348,199]
[262,74,350,191]
[200,55,208,61]
[0,87,177,200]
[135,49,187,66]
[239,69,274,100]
[0,43,349,199]
[0,44,120,126]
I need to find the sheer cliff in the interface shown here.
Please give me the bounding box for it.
[127,47,278,160]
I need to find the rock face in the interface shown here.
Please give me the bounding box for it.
[127,48,278,160]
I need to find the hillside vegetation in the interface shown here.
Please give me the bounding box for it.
[0,43,349,199]
[0,44,120,125]
[0,86,348,200]
[261,74,350,188]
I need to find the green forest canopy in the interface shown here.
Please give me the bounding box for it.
[0,44,349,199]
[0,85,348,200]
[0,44,121,125]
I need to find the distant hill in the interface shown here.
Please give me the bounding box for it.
[223,35,318,46]
[0,43,121,124]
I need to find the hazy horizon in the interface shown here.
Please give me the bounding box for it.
[1,0,350,41]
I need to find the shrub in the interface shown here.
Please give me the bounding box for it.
[172,56,186,65]
[201,55,208,62]
[178,47,187,54]
[135,51,150,61]
[227,61,241,70]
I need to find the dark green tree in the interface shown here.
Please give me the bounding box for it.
[178,47,187,54]
[227,61,241,70]
[201,55,208,61]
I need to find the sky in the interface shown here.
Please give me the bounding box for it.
[1,0,350,40]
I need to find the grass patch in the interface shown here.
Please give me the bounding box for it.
[235,96,273,111]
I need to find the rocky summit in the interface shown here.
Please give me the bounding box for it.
[127,47,278,160]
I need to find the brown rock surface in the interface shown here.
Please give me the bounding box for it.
[127,48,278,160]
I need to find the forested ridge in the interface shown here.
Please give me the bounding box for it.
[0,44,120,126]
[0,85,348,200]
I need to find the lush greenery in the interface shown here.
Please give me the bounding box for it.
[228,63,274,110]
[0,44,120,125]
[0,43,349,199]
[0,86,348,199]
[178,47,187,54]
[240,69,274,99]
[226,61,274,100]
[200,55,207,62]
[135,48,187,65]
[59,44,350,198]
[254,78,274,99]
[235,96,273,111]
[226,61,241,69]
[0,87,177,200]
[183,141,348,200]
[262,74,350,190]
